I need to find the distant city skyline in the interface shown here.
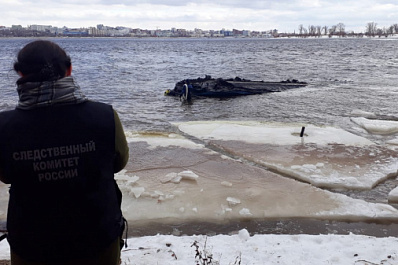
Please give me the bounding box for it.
[3,22,397,37]
[1,0,398,33]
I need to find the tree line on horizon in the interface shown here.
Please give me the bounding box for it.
[295,22,398,37]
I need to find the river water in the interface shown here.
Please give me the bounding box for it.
[1,37,397,141]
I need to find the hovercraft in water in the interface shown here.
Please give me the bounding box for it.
[164,75,307,99]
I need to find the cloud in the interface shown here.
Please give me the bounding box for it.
[93,0,294,8]
[0,0,397,32]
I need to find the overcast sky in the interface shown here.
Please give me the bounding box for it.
[1,0,398,32]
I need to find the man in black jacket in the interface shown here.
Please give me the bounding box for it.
[0,40,129,265]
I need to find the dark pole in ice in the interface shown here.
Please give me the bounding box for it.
[300,126,305,137]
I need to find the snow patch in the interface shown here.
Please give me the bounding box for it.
[159,171,199,184]
[239,208,253,217]
[226,197,241,206]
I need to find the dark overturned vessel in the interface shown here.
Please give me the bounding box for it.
[165,75,308,98]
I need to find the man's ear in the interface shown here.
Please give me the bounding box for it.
[66,65,72,77]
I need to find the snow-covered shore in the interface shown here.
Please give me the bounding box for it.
[0,229,397,264]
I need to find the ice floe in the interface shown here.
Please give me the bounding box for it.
[388,187,398,204]
[350,109,378,119]
[126,132,204,149]
[174,121,374,146]
[351,117,398,135]
[174,121,398,190]
[115,130,398,226]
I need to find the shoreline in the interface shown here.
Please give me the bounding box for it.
[1,35,398,40]
[128,218,398,238]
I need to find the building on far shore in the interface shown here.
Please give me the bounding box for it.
[1,23,396,38]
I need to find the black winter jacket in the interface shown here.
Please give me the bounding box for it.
[0,101,128,262]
